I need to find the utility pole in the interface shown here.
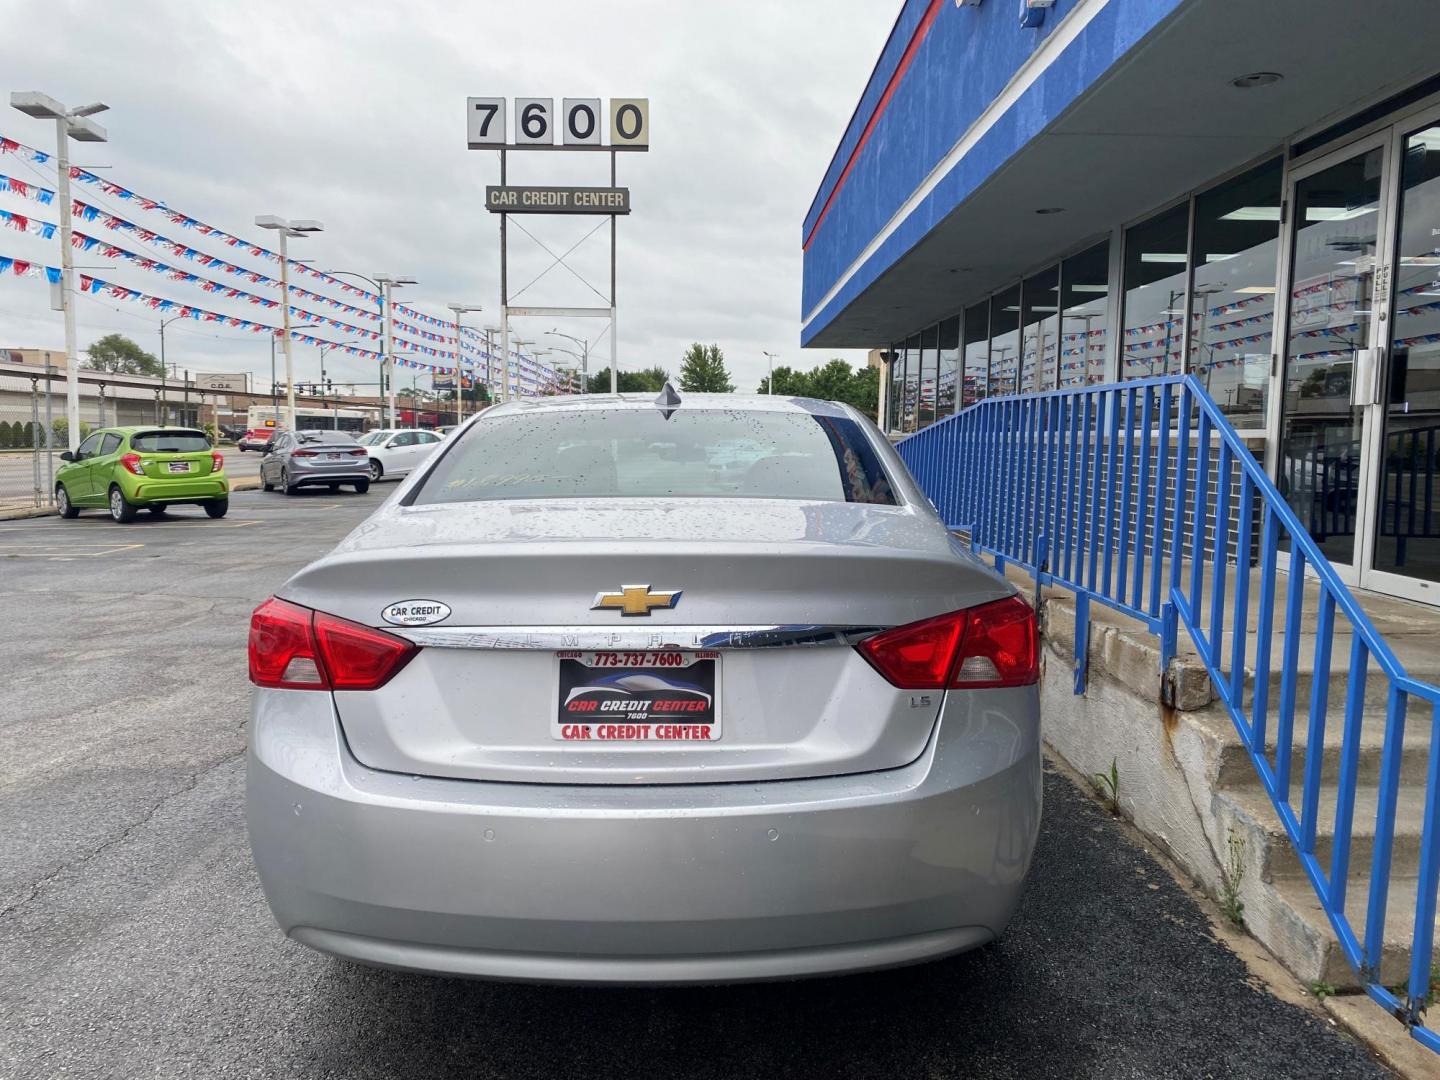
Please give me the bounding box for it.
[763,351,778,394]
[11,92,108,451]
[270,332,279,423]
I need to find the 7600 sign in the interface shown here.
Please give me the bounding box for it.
[466,97,649,150]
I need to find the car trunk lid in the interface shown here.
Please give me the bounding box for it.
[282,498,1011,785]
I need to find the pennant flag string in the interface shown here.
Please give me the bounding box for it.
[0,172,55,205]
[71,200,382,323]
[0,207,56,240]
[0,253,62,283]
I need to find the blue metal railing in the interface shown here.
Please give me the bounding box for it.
[897,374,1440,1053]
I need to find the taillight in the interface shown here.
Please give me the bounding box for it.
[348,447,367,456]
[120,452,145,476]
[291,449,317,458]
[857,595,1037,690]
[248,597,417,691]
[312,612,417,690]
[211,451,224,471]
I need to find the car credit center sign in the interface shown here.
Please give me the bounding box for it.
[485,186,630,214]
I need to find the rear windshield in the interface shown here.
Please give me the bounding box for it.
[130,430,210,453]
[296,430,356,444]
[414,407,896,505]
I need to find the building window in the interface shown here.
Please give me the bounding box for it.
[887,345,904,432]
[1122,203,1190,379]
[1021,265,1060,391]
[989,284,1021,396]
[962,301,989,407]
[937,315,959,417]
[1188,157,1283,425]
[903,333,921,432]
[918,324,938,427]
[1059,241,1110,386]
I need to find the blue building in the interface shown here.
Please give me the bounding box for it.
[803,0,1440,604]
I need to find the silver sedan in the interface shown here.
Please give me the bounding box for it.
[246,392,1041,983]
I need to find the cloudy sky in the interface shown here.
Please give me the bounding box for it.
[0,0,894,394]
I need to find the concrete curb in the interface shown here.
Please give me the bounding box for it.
[0,477,260,522]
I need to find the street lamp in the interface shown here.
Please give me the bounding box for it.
[327,270,415,428]
[763,351,779,395]
[548,343,587,392]
[513,338,538,401]
[547,328,593,389]
[448,303,484,424]
[481,326,501,406]
[11,92,107,451]
[318,340,357,429]
[255,215,323,430]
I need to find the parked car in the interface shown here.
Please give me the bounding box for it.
[55,426,229,522]
[247,392,1041,982]
[238,428,278,452]
[259,429,370,495]
[362,427,445,483]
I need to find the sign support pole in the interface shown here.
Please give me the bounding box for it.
[499,148,510,403]
[610,148,618,395]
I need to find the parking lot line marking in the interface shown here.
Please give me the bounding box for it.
[0,543,145,558]
[0,519,263,531]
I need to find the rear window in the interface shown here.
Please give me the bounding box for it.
[130,430,210,453]
[414,407,896,505]
[296,430,356,444]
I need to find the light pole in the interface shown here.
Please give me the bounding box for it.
[481,326,500,407]
[157,313,186,425]
[548,344,586,393]
[255,215,323,430]
[327,270,415,428]
[513,338,538,400]
[11,92,107,451]
[763,351,779,395]
[547,329,592,389]
[318,340,356,429]
[448,303,483,424]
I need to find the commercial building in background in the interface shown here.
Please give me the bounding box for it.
[802,0,1440,605]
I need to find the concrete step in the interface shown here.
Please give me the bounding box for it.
[1270,875,1439,991]
[1209,705,1435,788]
[1220,780,1432,883]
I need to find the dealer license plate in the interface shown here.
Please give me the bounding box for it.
[167,461,191,474]
[554,650,720,742]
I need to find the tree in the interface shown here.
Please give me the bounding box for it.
[678,343,734,393]
[585,366,672,394]
[755,358,880,420]
[84,334,164,377]
[757,365,810,396]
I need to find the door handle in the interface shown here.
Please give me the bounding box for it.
[1351,347,1383,407]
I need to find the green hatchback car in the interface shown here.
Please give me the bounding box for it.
[55,426,229,522]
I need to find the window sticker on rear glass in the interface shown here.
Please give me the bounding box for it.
[554,651,719,741]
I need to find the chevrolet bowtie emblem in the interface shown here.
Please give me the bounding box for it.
[591,584,682,617]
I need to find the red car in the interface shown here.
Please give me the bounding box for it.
[238,428,279,452]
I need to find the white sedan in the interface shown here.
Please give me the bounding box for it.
[357,428,445,483]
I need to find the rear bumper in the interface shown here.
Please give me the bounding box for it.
[247,687,1042,983]
[289,467,369,486]
[128,477,228,502]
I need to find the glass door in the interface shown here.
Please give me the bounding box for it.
[1277,137,1392,580]
[1367,116,1440,601]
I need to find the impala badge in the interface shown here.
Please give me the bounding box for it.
[591,584,682,617]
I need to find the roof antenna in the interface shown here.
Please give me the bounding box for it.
[653,381,682,420]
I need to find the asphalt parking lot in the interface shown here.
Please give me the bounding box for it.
[0,489,1392,1079]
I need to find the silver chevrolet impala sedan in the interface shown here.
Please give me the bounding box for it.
[246,391,1042,983]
